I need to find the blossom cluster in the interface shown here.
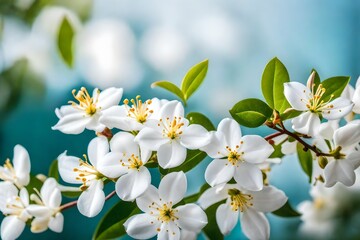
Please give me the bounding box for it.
[1,59,360,240]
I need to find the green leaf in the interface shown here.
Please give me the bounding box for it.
[186,112,215,131]
[261,58,291,113]
[151,81,186,103]
[296,142,313,183]
[181,59,209,100]
[280,109,302,121]
[311,69,321,86]
[203,201,225,240]
[320,76,350,102]
[93,201,140,240]
[183,183,211,204]
[269,143,285,159]
[62,190,82,199]
[229,98,273,128]
[57,16,75,67]
[272,200,301,217]
[160,150,208,175]
[48,159,59,181]
[26,175,43,195]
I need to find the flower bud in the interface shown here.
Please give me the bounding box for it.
[317,156,328,169]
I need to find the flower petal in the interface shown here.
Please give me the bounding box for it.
[157,141,186,169]
[58,152,82,184]
[13,145,30,187]
[234,162,263,191]
[205,159,235,187]
[27,205,50,218]
[240,135,274,164]
[135,127,168,151]
[124,213,159,239]
[347,151,360,169]
[97,152,127,178]
[159,171,187,205]
[334,121,360,147]
[217,118,242,148]
[284,82,309,111]
[175,203,207,232]
[324,160,355,187]
[101,105,143,131]
[216,203,238,235]
[322,97,353,120]
[77,180,105,217]
[97,87,123,110]
[0,182,18,211]
[136,185,160,213]
[180,229,197,240]
[48,212,64,233]
[88,136,109,167]
[240,208,269,240]
[110,132,139,154]
[52,111,92,134]
[158,221,180,240]
[198,185,229,210]
[292,111,320,136]
[250,186,288,212]
[181,124,211,149]
[116,167,151,201]
[352,84,360,114]
[200,132,227,158]
[160,101,184,120]
[41,178,61,208]
[1,216,26,240]
[30,217,49,233]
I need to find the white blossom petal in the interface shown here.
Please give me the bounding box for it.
[41,178,61,208]
[157,141,186,169]
[198,185,229,209]
[322,97,353,120]
[292,111,320,136]
[77,180,105,217]
[124,213,159,239]
[250,186,288,212]
[160,101,184,120]
[100,105,143,131]
[13,145,30,187]
[240,135,274,164]
[26,205,50,218]
[180,229,197,240]
[58,152,82,184]
[110,132,139,154]
[30,217,49,233]
[281,141,297,155]
[347,151,360,169]
[0,182,18,211]
[159,171,187,205]
[334,122,360,148]
[136,185,160,213]
[52,111,92,134]
[158,221,180,240]
[1,216,25,240]
[318,121,339,140]
[135,127,168,151]
[240,209,270,240]
[352,84,360,114]
[97,152,127,178]
[284,82,310,111]
[216,203,238,235]
[324,160,355,187]
[97,87,123,109]
[88,136,109,168]
[181,124,210,149]
[116,167,151,201]
[217,118,242,148]
[48,213,64,233]
[234,162,263,191]
[205,159,235,187]
[200,132,227,158]
[175,204,207,232]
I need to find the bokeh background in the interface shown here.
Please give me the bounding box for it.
[0,0,359,239]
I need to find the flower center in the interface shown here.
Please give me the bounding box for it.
[305,84,334,113]
[69,87,99,116]
[228,188,253,212]
[73,155,102,191]
[123,96,154,123]
[120,154,143,170]
[314,197,326,209]
[225,144,244,166]
[159,117,185,140]
[0,159,16,182]
[158,204,177,222]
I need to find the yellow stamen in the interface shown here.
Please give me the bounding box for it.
[123,95,153,123]
[228,188,253,212]
[69,87,99,115]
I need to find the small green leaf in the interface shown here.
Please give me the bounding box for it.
[26,175,43,195]
[320,76,350,102]
[296,142,313,183]
[261,58,291,113]
[272,200,301,217]
[62,191,82,199]
[57,16,75,67]
[280,109,302,121]
[160,150,207,175]
[48,159,59,181]
[151,81,186,104]
[203,201,225,240]
[311,69,321,86]
[181,59,209,100]
[93,201,140,240]
[269,143,285,158]
[229,98,273,128]
[186,112,215,131]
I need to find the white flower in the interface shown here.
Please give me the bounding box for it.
[100,96,167,131]
[124,171,207,240]
[97,132,152,201]
[0,182,31,240]
[322,121,360,187]
[342,76,360,121]
[201,118,274,191]
[284,72,353,136]
[0,145,30,188]
[52,87,123,134]
[135,100,211,169]
[58,136,113,217]
[198,184,287,239]
[27,178,64,233]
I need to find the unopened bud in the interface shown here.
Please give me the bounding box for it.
[317,156,328,169]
